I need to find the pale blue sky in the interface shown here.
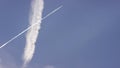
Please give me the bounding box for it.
[0,0,120,68]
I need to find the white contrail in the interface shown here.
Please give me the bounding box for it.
[22,0,44,68]
[0,6,63,49]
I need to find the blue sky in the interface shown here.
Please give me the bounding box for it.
[0,0,120,68]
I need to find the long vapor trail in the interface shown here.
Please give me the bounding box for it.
[0,5,63,49]
[22,0,44,68]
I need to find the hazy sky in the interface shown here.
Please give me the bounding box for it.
[0,0,120,68]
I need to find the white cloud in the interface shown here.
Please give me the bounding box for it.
[0,59,18,68]
[0,59,3,68]
[44,65,55,68]
[0,65,2,68]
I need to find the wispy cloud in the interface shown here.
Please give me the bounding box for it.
[44,65,55,68]
[22,0,44,68]
[0,60,17,68]
[22,1,63,67]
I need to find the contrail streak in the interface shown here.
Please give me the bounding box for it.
[0,5,63,49]
[22,0,44,68]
